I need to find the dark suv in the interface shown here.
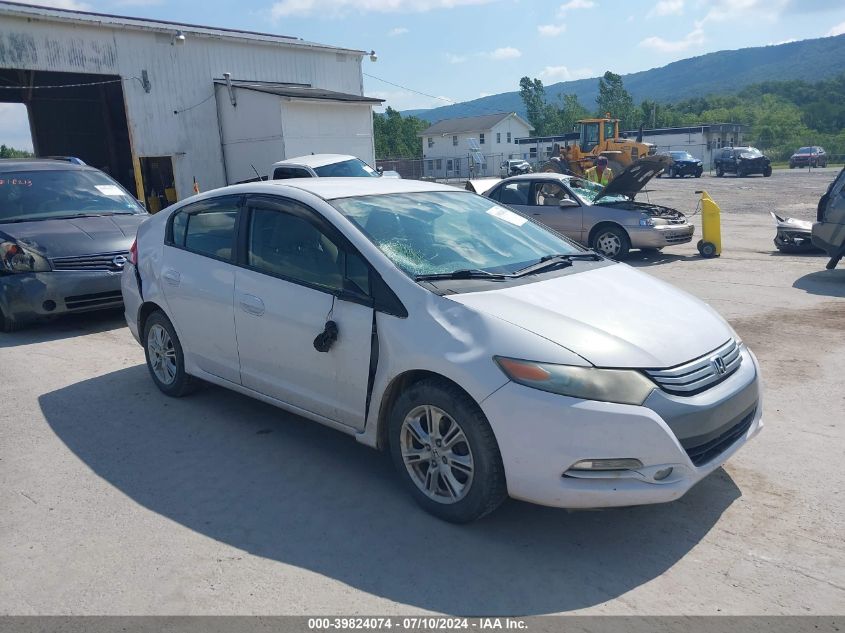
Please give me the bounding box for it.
[714,147,772,178]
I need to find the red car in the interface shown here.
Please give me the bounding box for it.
[789,146,828,169]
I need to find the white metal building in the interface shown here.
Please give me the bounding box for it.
[418,112,533,179]
[0,1,381,210]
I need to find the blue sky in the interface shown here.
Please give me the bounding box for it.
[2,0,845,150]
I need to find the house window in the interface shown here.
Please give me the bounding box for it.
[452,135,458,146]
[546,146,553,157]
[496,132,501,144]
[427,160,434,170]
[446,159,453,171]
[427,137,433,148]
[455,158,461,172]
[436,159,442,170]
[479,133,485,145]
[507,132,512,143]
[529,147,537,158]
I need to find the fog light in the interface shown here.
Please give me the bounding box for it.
[570,458,643,471]
[654,467,674,481]
[42,300,56,312]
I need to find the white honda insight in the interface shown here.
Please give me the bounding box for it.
[122,178,762,522]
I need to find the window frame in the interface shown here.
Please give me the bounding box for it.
[452,135,458,146]
[239,194,406,316]
[165,195,244,264]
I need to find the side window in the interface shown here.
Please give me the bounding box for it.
[273,167,311,179]
[533,182,569,206]
[498,181,530,206]
[169,198,238,262]
[247,206,370,295]
[487,186,501,202]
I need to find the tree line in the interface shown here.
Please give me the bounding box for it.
[518,71,845,162]
[0,144,33,159]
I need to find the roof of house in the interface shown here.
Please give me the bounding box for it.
[0,1,365,54]
[418,112,533,137]
[217,80,383,104]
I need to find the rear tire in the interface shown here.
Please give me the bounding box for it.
[591,225,631,260]
[763,166,772,177]
[143,311,196,397]
[389,379,507,523]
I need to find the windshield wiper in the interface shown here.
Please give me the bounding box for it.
[415,269,508,281]
[512,252,603,277]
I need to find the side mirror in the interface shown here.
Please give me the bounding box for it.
[559,198,579,208]
[376,166,384,175]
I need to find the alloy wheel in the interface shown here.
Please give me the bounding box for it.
[400,405,474,504]
[147,323,177,385]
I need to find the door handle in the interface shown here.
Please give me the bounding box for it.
[239,293,265,316]
[163,269,181,285]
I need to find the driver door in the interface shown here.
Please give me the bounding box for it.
[524,181,584,242]
[233,195,375,430]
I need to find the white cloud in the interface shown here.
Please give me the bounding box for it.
[648,0,683,17]
[19,0,91,8]
[537,23,566,36]
[558,0,594,14]
[271,0,493,17]
[538,65,594,81]
[388,26,409,36]
[827,20,845,37]
[113,0,165,6]
[487,46,521,60]
[447,53,468,64]
[369,90,453,112]
[479,92,491,97]
[699,0,786,24]
[0,104,34,152]
[639,25,704,52]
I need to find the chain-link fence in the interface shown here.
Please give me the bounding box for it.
[377,153,518,181]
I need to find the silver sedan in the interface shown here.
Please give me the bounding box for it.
[484,163,694,259]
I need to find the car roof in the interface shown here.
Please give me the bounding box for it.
[0,158,91,173]
[204,177,463,201]
[271,154,358,169]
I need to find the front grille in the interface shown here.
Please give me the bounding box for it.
[684,408,756,466]
[64,290,123,310]
[646,339,742,395]
[52,251,129,272]
[665,231,692,243]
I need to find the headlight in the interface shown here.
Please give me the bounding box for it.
[639,217,655,227]
[494,357,656,405]
[0,241,51,274]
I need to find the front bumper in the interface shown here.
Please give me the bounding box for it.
[0,270,124,326]
[629,224,695,249]
[480,347,762,509]
[675,163,703,176]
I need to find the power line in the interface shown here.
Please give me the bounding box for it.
[0,78,124,90]
[363,72,455,105]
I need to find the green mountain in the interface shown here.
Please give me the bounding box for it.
[404,34,845,123]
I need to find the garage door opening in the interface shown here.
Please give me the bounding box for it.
[0,69,135,193]
[139,156,176,213]
[0,102,34,155]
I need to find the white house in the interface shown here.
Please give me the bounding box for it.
[418,112,533,179]
[0,1,381,211]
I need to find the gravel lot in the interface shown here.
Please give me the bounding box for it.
[1,168,843,616]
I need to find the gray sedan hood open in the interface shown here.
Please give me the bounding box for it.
[448,263,733,369]
[594,155,673,203]
[0,214,147,259]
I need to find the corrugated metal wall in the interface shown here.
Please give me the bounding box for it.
[0,12,365,198]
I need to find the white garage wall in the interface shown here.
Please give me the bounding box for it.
[281,101,375,167]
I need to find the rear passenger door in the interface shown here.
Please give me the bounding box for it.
[233,195,375,429]
[161,196,242,384]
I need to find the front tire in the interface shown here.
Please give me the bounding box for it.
[591,225,631,260]
[716,166,724,177]
[763,166,772,177]
[389,379,506,523]
[144,311,195,397]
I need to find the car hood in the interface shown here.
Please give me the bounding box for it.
[0,214,147,258]
[447,264,733,369]
[595,154,673,203]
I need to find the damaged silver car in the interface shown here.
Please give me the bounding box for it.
[485,156,695,259]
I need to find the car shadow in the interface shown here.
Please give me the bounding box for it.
[625,250,701,267]
[793,268,845,298]
[39,366,741,615]
[0,309,127,349]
